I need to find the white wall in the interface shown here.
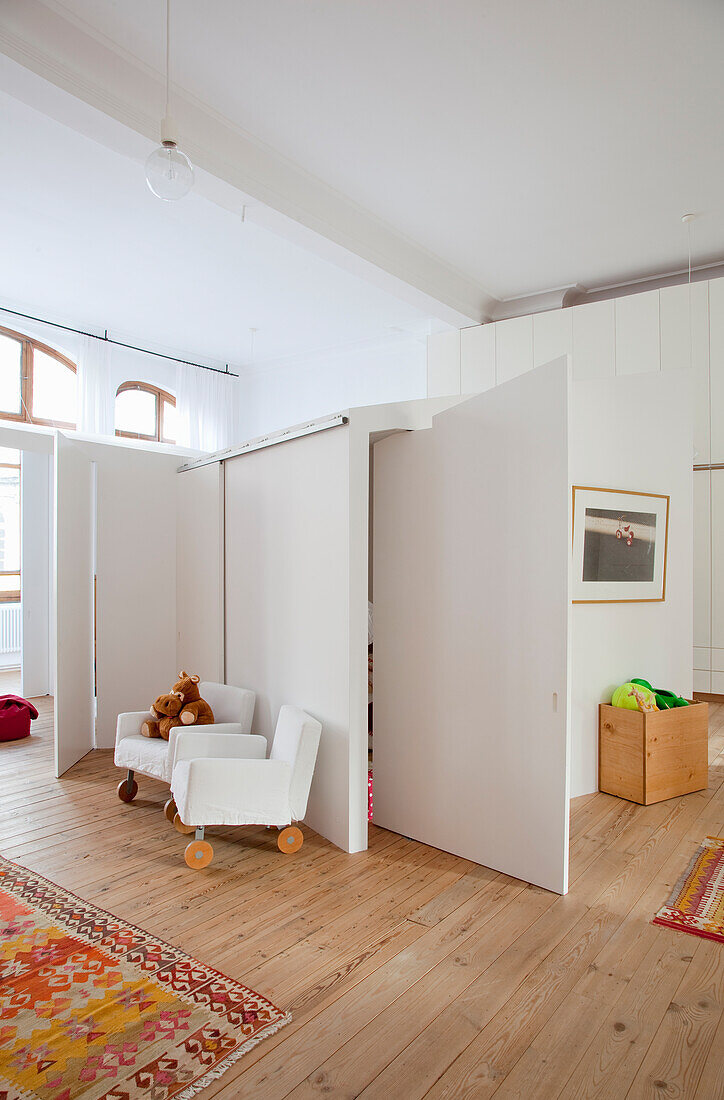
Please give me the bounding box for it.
[54,433,94,776]
[373,364,571,893]
[81,438,188,749]
[428,282,713,437]
[429,277,719,702]
[176,462,224,681]
[223,426,352,851]
[217,397,460,853]
[569,370,693,797]
[21,451,52,697]
[236,336,426,440]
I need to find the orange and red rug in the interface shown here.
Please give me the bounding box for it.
[653,835,724,944]
[0,854,289,1099]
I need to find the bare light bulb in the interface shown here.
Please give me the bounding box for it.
[145,117,193,201]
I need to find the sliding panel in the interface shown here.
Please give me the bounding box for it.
[224,425,352,851]
[21,451,52,698]
[373,359,570,893]
[54,433,94,776]
[176,462,224,681]
[93,442,181,749]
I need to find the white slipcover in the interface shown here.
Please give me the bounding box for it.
[114,682,256,785]
[170,705,322,829]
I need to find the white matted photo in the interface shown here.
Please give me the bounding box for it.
[571,486,669,603]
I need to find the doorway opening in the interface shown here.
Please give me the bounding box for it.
[0,444,54,740]
[0,447,21,695]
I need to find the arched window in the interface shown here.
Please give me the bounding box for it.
[115,382,177,444]
[0,326,77,428]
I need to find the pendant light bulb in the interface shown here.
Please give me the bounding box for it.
[145,0,193,201]
[145,116,194,200]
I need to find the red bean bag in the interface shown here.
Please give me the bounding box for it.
[0,695,38,742]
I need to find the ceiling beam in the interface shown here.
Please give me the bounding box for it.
[0,0,497,327]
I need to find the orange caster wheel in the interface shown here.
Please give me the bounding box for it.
[185,840,213,869]
[278,826,303,853]
[117,777,138,802]
[173,813,195,835]
[164,798,177,823]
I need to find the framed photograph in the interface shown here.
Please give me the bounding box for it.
[571,486,669,603]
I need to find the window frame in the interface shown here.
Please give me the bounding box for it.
[115,381,177,444]
[0,454,21,604]
[0,324,77,429]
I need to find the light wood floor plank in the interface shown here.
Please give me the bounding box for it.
[0,696,721,1099]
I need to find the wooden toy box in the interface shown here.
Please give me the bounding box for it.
[598,702,708,805]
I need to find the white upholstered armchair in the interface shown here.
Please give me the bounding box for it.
[114,681,256,819]
[170,705,322,868]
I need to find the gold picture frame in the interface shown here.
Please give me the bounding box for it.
[571,485,670,604]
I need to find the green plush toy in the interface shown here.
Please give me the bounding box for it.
[630,678,690,709]
[612,682,657,711]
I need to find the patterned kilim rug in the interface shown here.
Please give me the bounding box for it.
[0,854,290,1099]
[652,835,724,944]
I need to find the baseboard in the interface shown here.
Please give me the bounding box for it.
[693,691,724,703]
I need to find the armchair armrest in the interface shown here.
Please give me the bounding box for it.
[236,689,256,734]
[168,729,268,772]
[171,757,292,827]
[115,711,152,745]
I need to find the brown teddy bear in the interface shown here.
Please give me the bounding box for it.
[173,671,214,727]
[141,691,184,740]
[140,672,214,740]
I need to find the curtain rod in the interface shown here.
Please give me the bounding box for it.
[0,305,239,378]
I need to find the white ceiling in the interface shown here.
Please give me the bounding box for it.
[0,89,434,368]
[19,0,724,303]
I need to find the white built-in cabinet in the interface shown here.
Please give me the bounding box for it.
[710,471,724,695]
[428,275,724,695]
[693,471,711,693]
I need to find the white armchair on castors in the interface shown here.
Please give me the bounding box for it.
[170,705,322,869]
[114,680,256,821]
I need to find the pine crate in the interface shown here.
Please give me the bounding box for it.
[598,701,708,805]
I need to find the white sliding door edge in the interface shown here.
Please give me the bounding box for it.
[177,413,349,472]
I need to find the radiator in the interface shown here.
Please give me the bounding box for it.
[0,604,21,654]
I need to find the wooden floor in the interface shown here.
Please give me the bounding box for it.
[2,700,724,1099]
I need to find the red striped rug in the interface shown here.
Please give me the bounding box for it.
[652,835,724,944]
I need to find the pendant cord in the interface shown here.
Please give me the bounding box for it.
[687,217,692,372]
[165,0,170,119]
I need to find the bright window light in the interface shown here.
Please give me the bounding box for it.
[0,573,20,598]
[0,335,22,416]
[116,387,157,437]
[33,350,77,423]
[0,464,20,575]
[162,399,177,443]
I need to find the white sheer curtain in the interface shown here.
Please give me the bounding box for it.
[175,364,239,452]
[76,335,114,435]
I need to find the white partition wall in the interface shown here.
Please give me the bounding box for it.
[568,370,693,796]
[89,440,185,748]
[373,361,571,893]
[54,433,94,776]
[53,434,190,761]
[21,451,52,698]
[176,462,224,680]
[224,425,352,851]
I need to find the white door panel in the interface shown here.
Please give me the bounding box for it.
[373,360,570,893]
[54,434,94,777]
